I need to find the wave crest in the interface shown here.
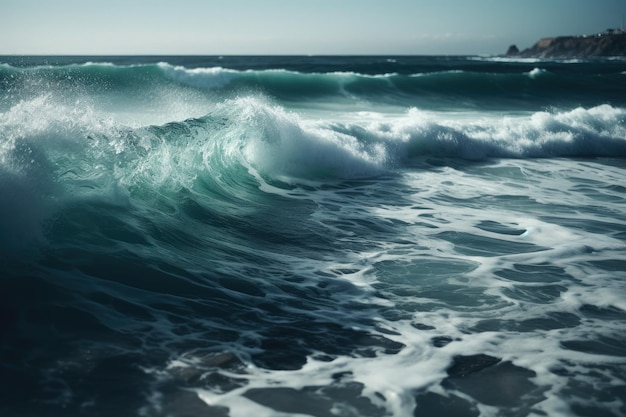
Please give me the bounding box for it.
[334,105,626,161]
[2,92,625,255]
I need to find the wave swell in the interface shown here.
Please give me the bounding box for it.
[3,61,626,109]
[2,94,625,251]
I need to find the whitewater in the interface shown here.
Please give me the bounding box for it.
[1,55,625,417]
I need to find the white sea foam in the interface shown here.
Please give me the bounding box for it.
[158,62,239,89]
[125,150,626,416]
[469,56,543,64]
[527,67,548,78]
[333,105,626,162]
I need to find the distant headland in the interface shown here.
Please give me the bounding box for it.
[506,28,626,58]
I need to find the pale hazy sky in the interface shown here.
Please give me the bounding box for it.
[1,0,625,55]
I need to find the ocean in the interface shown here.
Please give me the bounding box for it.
[1,55,625,417]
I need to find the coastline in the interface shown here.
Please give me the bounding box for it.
[507,30,626,58]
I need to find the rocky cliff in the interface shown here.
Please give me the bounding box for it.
[507,32,626,58]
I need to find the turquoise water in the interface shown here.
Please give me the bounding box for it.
[1,56,626,417]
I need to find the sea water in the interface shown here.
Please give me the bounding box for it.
[1,55,625,417]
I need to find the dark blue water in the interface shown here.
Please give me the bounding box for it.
[1,55,626,417]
